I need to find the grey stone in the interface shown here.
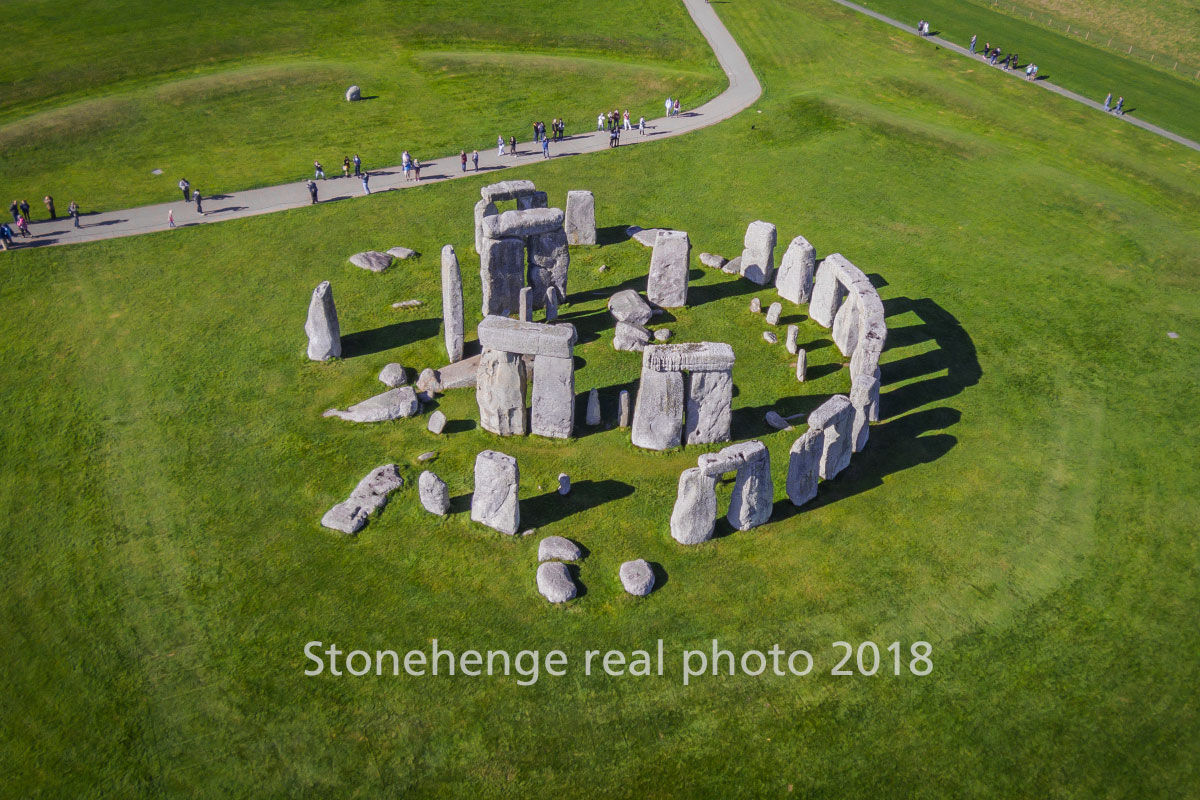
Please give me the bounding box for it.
[476,349,528,436]
[474,198,498,254]
[477,316,578,358]
[538,535,581,562]
[618,390,632,428]
[544,287,561,321]
[786,325,799,354]
[749,297,761,313]
[619,559,655,596]
[628,226,662,247]
[832,297,860,357]
[608,289,653,327]
[763,331,778,344]
[516,191,548,210]
[379,363,407,387]
[479,236,525,317]
[557,473,571,495]
[631,368,684,450]
[387,246,419,260]
[530,354,575,439]
[646,229,691,308]
[723,256,741,275]
[519,287,534,322]
[699,252,728,269]
[723,441,773,531]
[613,321,651,352]
[586,388,601,426]
[536,562,576,603]
[305,281,341,361]
[654,328,673,342]
[684,369,733,445]
[527,228,569,308]
[786,428,824,507]
[436,354,482,390]
[808,395,854,479]
[417,451,437,463]
[349,251,393,272]
[427,410,447,434]
[765,302,783,325]
[765,410,793,431]
[441,245,464,362]
[565,190,596,245]
[643,342,736,373]
[796,349,807,382]
[481,180,537,203]
[391,299,423,309]
[418,470,450,516]
[471,450,520,534]
[415,367,442,403]
[775,235,816,304]
[323,387,420,422]
[850,372,880,452]
[739,221,777,285]
[321,464,403,534]
[481,208,565,239]
[809,258,846,328]
[670,467,717,544]
[345,85,361,102]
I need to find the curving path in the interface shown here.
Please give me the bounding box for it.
[18,0,761,250]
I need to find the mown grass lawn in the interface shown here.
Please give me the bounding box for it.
[0,0,1198,797]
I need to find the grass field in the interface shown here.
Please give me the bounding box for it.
[1,0,1199,796]
[0,0,721,212]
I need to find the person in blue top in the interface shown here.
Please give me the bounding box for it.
[1103,93,1112,112]
[542,137,550,159]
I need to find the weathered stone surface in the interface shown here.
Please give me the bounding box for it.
[321,464,403,534]
[749,298,762,315]
[627,226,663,247]
[765,302,783,326]
[418,470,449,516]
[519,287,534,322]
[471,450,520,534]
[808,395,854,480]
[479,236,525,317]
[538,535,581,562]
[379,363,407,387]
[608,289,653,327]
[832,297,860,357]
[619,559,655,596]
[643,342,736,373]
[796,349,808,382]
[725,441,773,531]
[618,390,632,428]
[528,228,569,308]
[345,85,361,102]
[654,328,672,342]
[765,410,793,431]
[850,372,880,452]
[536,562,576,603]
[565,190,596,245]
[530,354,575,439]
[474,198,498,254]
[684,369,733,445]
[775,235,816,304]
[699,252,728,269]
[558,473,571,495]
[415,367,441,403]
[613,321,652,352]
[631,368,684,450]
[392,299,423,309]
[723,256,741,275]
[763,331,778,344]
[349,251,393,272]
[306,281,341,361]
[809,258,847,328]
[417,451,437,463]
[387,246,418,260]
[544,287,561,321]
[586,388,601,426]
[739,221,777,285]
[646,230,691,308]
[670,467,717,544]
[435,354,482,390]
[440,245,464,362]
[476,349,528,436]
[697,439,764,477]
[481,208,564,239]
[516,191,548,210]
[786,428,824,507]
[785,325,799,355]
[481,180,537,203]
[427,409,447,434]
[477,316,577,358]
[323,387,420,422]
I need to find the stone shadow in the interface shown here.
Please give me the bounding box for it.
[731,392,830,440]
[647,562,668,593]
[566,564,589,598]
[596,225,633,246]
[340,316,441,358]
[687,276,762,308]
[573,377,638,438]
[878,297,981,419]
[522,479,635,528]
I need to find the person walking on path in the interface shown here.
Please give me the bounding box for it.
[342,157,350,178]
[673,99,681,116]
[353,154,362,177]
[541,136,550,159]
[597,113,605,131]
[472,150,479,170]
[16,215,31,237]
[194,190,204,215]
[179,179,190,202]
[1103,92,1112,112]
[497,135,505,157]
[460,150,467,172]
[1114,96,1124,115]
[69,201,80,228]
[9,201,18,223]
[623,110,631,131]
[168,209,175,228]
[361,172,371,195]
[969,34,977,54]
[44,196,55,219]
[532,121,540,143]
[665,97,673,117]
[413,160,422,181]
[314,161,326,180]
[0,223,13,249]
[19,199,30,221]
[306,180,318,204]
[509,136,517,156]
[983,42,991,59]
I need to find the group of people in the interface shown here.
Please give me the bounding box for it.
[1102,93,1126,114]
[917,20,932,36]
[401,151,423,181]
[2,196,81,247]
[459,150,481,172]
[664,96,682,116]
[968,35,1038,78]
[533,120,566,143]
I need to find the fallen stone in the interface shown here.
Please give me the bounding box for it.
[628,226,662,247]
[765,302,783,326]
[739,221,777,285]
[435,354,482,390]
[471,450,520,534]
[618,390,632,428]
[699,252,728,269]
[613,321,651,352]
[654,328,672,342]
[391,299,423,309]
[427,410,447,434]
[321,464,403,534]
[536,562,576,603]
[481,208,565,239]
[476,349,528,436]
[387,246,419,260]
[786,428,824,507]
[538,535,581,562]
[646,230,691,308]
[379,363,407,387]
[785,325,799,355]
[345,85,361,102]
[306,281,341,361]
[749,297,761,313]
[418,470,449,515]
[441,244,464,362]
[565,190,597,245]
[558,473,571,495]
[349,251,393,272]
[670,467,717,544]
[765,410,793,431]
[608,289,653,326]
[324,387,420,422]
[415,367,442,403]
[723,256,741,275]
[619,559,655,596]
[417,451,437,463]
[776,235,816,304]
[763,331,778,344]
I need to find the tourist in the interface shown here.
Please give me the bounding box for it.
[597,112,604,131]
[969,34,977,54]
[68,200,80,228]
[983,42,991,58]
[532,121,540,143]
[665,96,673,117]
[168,209,175,228]
[1103,92,1112,112]
[639,115,646,135]
[19,199,30,221]
[917,20,925,36]
[8,200,18,223]
[194,190,204,215]
[509,135,516,155]
[497,135,505,157]
[472,150,479,170]
[306,179,318,204]
[413,159,422,181]
[353,153,362,176]
[402,158,411,181]
[542,136,550,159]
[178,178,190,201]
[623,110,631,131]
[1114,96,1124,115]
[673,98,681,116]
[0,223,13,248]
[361,172,371,194]
[990,49,999,65]
[1010,53,1018,70]
[16,215,31,237]
[44,196,55,219]
[460,150,467,172]
[1025,63,1035,79]
[341,157,349,178]
[314,160,326,180]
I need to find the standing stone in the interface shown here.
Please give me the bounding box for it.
[723,441,773,531]
[866,366,882,422]
[544,287,561,321]
[419,470,450,516]
[305,281,341,360]
[749,297,761,313]
[519,287,534,322]
[557,473,571,495]
[808,395,854,479]
[345,85,361,102]
[528,228,570,309]
[474,198,498,254]
[739,221,777,285]
[786,428,825,507]
[516,191,548,210]
[775,235,816,304]
[785,325,799,354]
[832,297,861,356]
[670,467,717,544]
[471,450,520,534]
[427,409,447,434]
[684,370,733,445]
[441,245,464,362]
[536,562,576,603]
[765,302,783,325]
[850,373,880,452]
[699,252,728,270]
[631,368,684,450]
[809,258,846,328]
[564,190,597,245]
[530,354,574,439]
[479,236,525,317]
[586,388,601,426]
[796,349,808,382]
[619,559,655,596]
[618,390,632,428]
[646,230,691,308]
[476,349,528,436]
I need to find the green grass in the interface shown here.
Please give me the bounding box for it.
[0,0,721,211]
[2,0,1200,796]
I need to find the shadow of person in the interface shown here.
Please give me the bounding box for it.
[340,316,441,358]
[522,479,635,527]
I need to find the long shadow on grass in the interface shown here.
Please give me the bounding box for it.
[523,480,635,528]
[878,297,981,419]
[341,317,441,358]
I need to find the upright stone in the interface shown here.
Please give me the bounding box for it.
[471,450,520,535]
[630,368,684,450]
[516,191,548,210]
[564,190,597,245]
[786,325,799,354]
[809,257,847,328]
[441,245,464,362]
[739,221,777,285]
[544,287,561,321]
[479,236,525,317]
[670,467,718,544]
[530,355,575,439]
[850,372,880,452]
[474,198,498,254]
[786,428,825,507]
[765,302,783,325]
[684,370,733,445]
[724,441,773,531]
[305,281,341,360]
[796,349,808,382]
[419,470,450,516]
[808,395,854,479]
[618,390,632,427]
[832,297,861,356]
[528,228,569,309]
[476,349,528,436]
[775,235,816,303]
[519,287,534,321]
[586,388,601,426]
[646,230,691,308]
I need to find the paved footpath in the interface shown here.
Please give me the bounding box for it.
[21,0,760,249]
[831,0,1200,153]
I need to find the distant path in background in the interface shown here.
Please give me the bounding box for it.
[830,0,1200,153]
[14,0,761,250]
